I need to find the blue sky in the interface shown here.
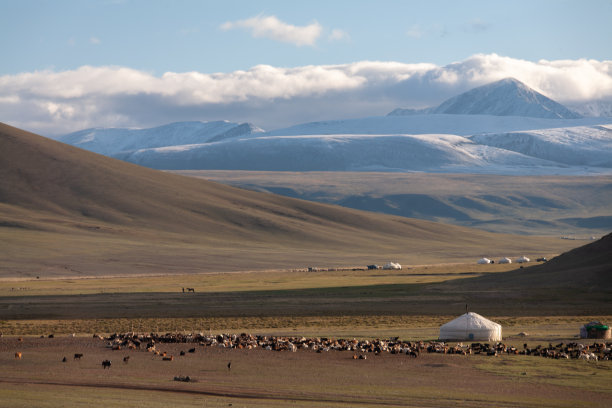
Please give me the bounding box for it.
[1,0,611,134]
[2,0,610,74]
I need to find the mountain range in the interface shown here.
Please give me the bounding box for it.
[55,78,612,175]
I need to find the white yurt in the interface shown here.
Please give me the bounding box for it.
[516,256,530,263]
[383,262,402,270]
[439,312,502,342]
[477,258,491,264]
[498,257,512,264]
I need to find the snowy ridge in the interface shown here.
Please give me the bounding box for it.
[264,114,605,137]
[470,125,612,168]
[58,120,263,155]
[115,130,612,175]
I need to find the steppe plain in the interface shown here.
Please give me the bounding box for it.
[1,122,611,407]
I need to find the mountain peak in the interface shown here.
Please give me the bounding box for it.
[389,78,582,119]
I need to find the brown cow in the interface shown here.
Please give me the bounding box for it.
[15,352,22,359]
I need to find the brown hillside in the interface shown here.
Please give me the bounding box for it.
[0,122,580,278]
[442,232,612,292]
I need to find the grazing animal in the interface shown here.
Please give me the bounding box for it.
[62,357,67,362]
[227,361,231,371]
[187,288,195,293]
[188,348,196,353]
[15,352,22,359]
[74,353,83,360]
[162,356,174,361]
[102,360,111,369]
[180,350,186,356]
[123,356,130,363]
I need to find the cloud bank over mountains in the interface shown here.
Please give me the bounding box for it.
[1,54,611,135]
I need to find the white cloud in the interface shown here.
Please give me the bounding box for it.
[329,29,350,42]
[90,37,101,45]
[406,24,423,39]
[221,15,322,47]
[1,54,611,135]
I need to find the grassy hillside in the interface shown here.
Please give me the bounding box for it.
[1,122,580,278]
[178,170,612,235]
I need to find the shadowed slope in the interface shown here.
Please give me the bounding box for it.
[443,232,612,292]
[0,122,579,277]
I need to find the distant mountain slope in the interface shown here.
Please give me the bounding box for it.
[181,171,612,236]
[2,122,577,277]
[57,121,263,155]
[389,78,582,119]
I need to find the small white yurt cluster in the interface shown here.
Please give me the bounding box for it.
[477,257,491,264]
[516,256,530,263]
[498,257,512,264]
[439,312,502,342]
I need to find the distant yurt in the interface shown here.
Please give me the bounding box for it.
[516,256,530,263]
[439,312,502,342]
[498,257,512,264]
[580,321,611,339]
[383,262,401,270]
[477,258,491,264]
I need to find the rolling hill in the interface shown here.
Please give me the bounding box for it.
[0,122,581,278]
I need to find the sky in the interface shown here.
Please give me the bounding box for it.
[1,0,611,135]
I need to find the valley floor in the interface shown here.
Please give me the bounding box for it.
[1,262,610,407]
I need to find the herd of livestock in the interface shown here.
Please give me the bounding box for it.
[98,332,611,362]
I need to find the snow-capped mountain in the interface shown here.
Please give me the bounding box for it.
[54,78,612,175]
[57,120,263,156]
[389,78,582,119]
